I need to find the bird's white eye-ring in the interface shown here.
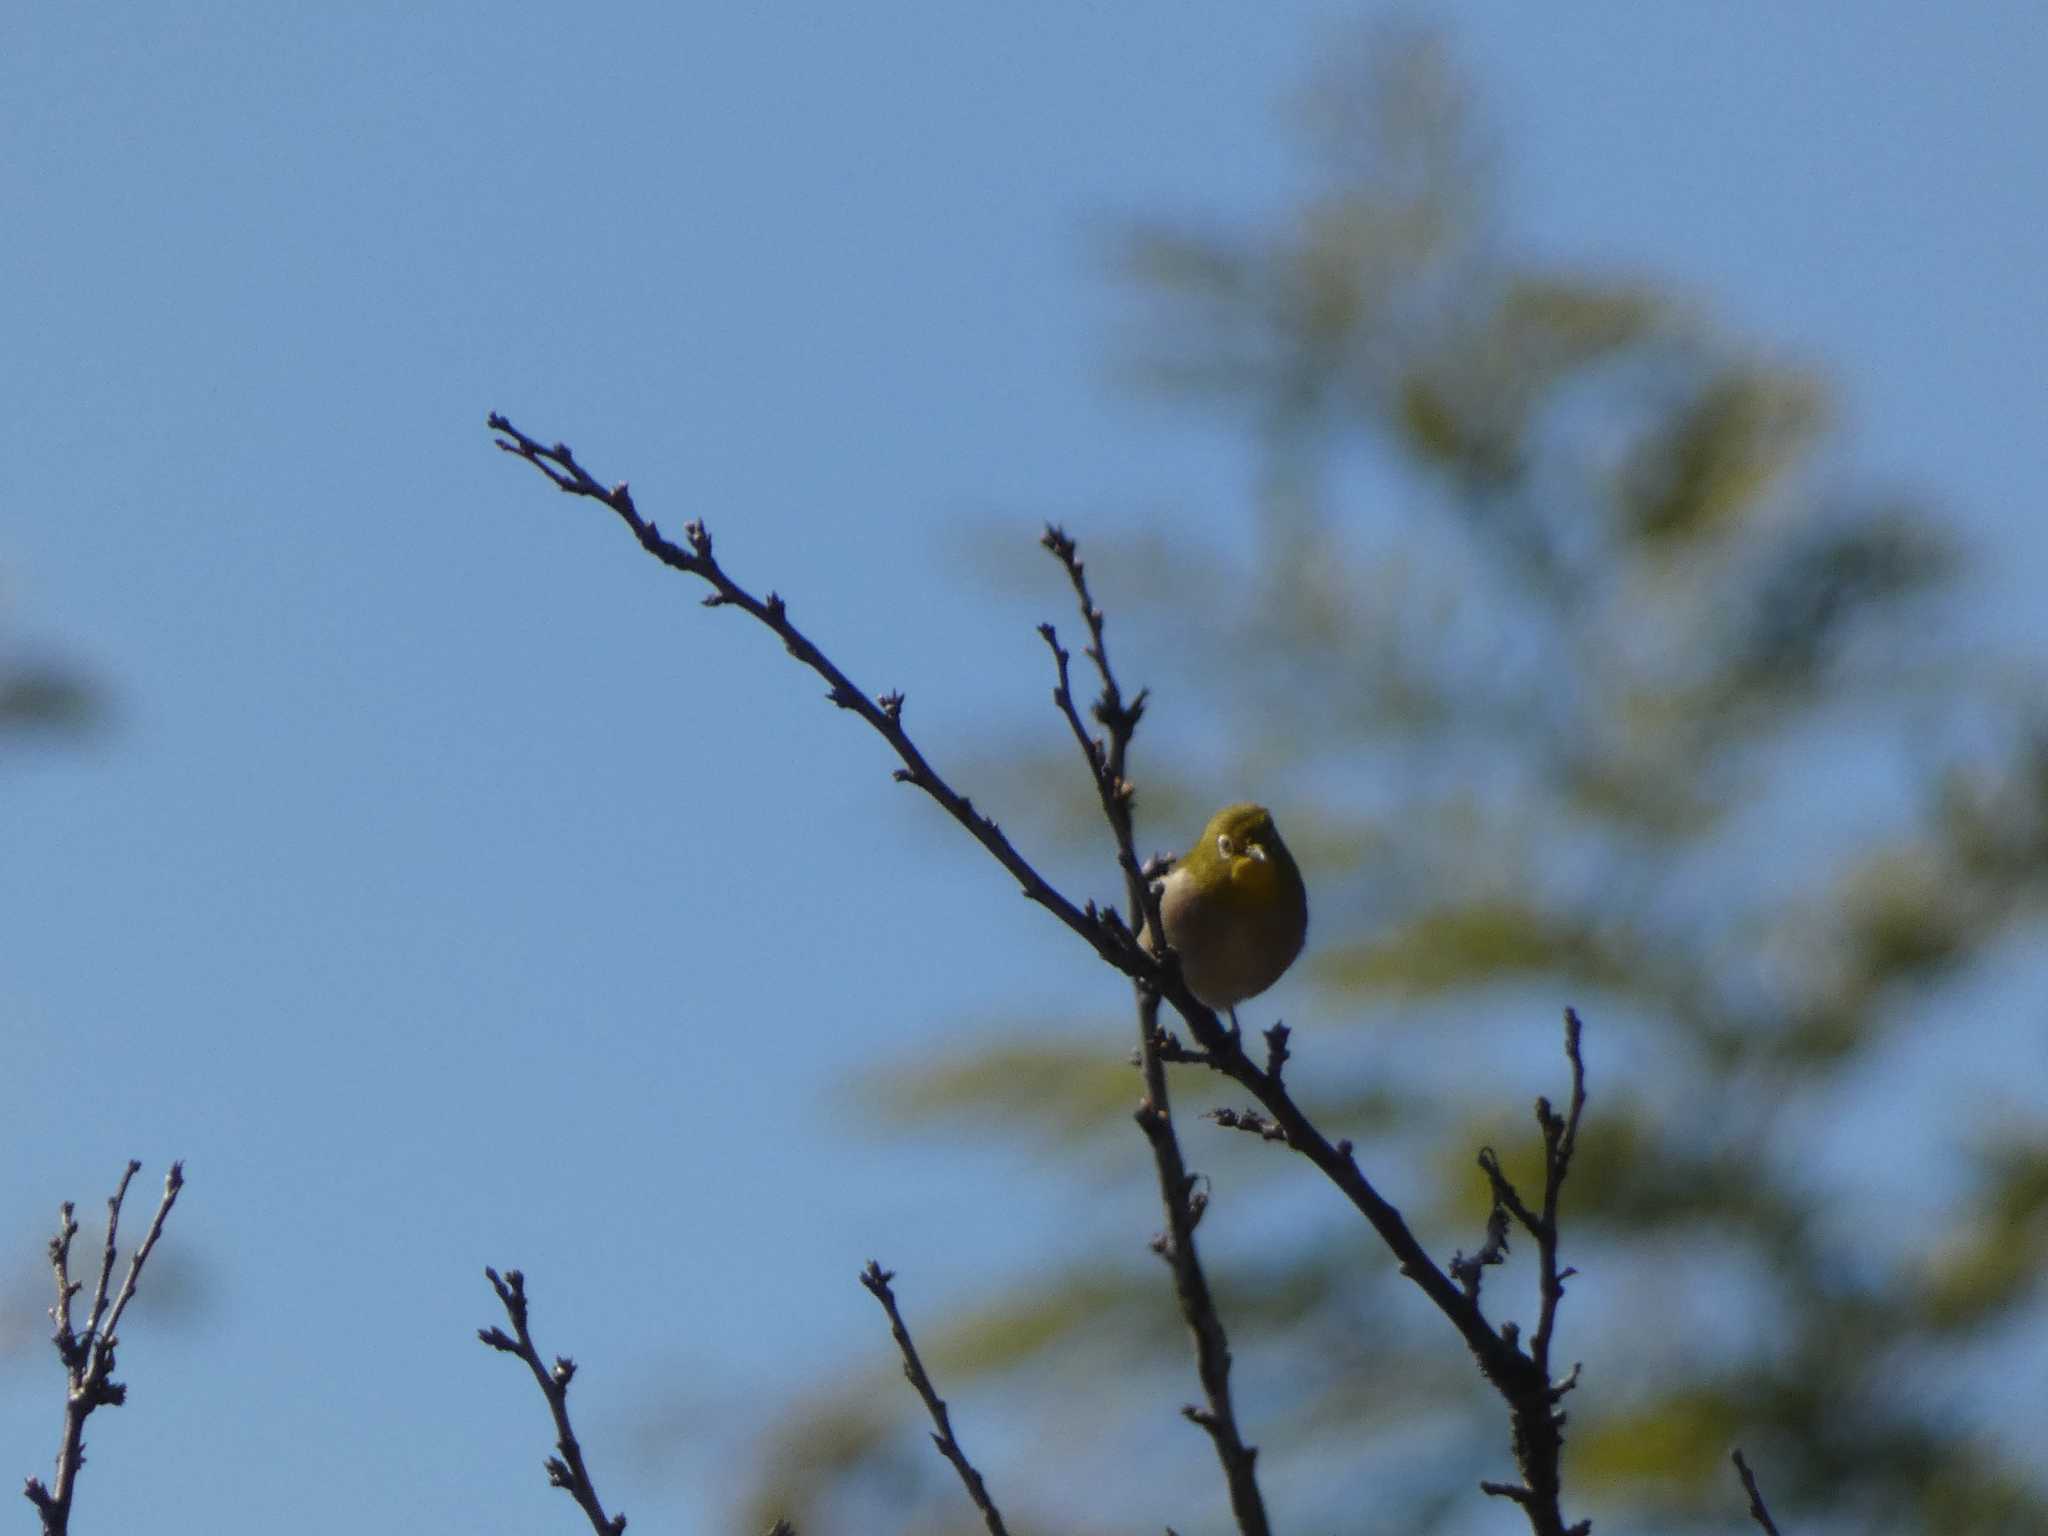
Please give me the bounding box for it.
[1216,834,1236,859]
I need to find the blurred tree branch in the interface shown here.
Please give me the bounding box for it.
[1,585,105,744]
[0,664,100,736]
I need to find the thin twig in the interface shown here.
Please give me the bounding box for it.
[1531,1011,1589,1385]
[1469,1011,1589,1532]
[860,1263,1011,1536]
[1732,1448,1784,1535]
[82,1163,137,1356]
[1036,523,1154,929]
[479,1267,626,1536]
[24,1162,185,1536]
[489,416,1140,980]
[1138,992,1274,1536]
[1038,526,1271,1536]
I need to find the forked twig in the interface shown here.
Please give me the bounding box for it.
[479,1267,626,1536]
[24,1162,185,1536]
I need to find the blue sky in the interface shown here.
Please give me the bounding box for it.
[4,5,2044,1533]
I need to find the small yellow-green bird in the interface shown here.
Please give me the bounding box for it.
[1152,803,1308,1021]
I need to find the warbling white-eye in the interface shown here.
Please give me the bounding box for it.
[1150,803,1308,1021]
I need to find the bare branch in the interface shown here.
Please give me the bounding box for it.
[1134,992,1272,1536]
[1039,529,1269,1536]
[24,1162,185,1536]
[479,1267,626,1536]
[860,1263,1011,1536]
[1037,524,1159,940]
[82,1162,140,1358]
[1530,1010,1589,1385]
[1732,1448,1785,1535]
[489,416,1138,981]
[492,422,1593,1536]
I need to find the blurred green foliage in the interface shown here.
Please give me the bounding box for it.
[744,25,2047,1536]
[0,660,99,738]
[0,585,103,742]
